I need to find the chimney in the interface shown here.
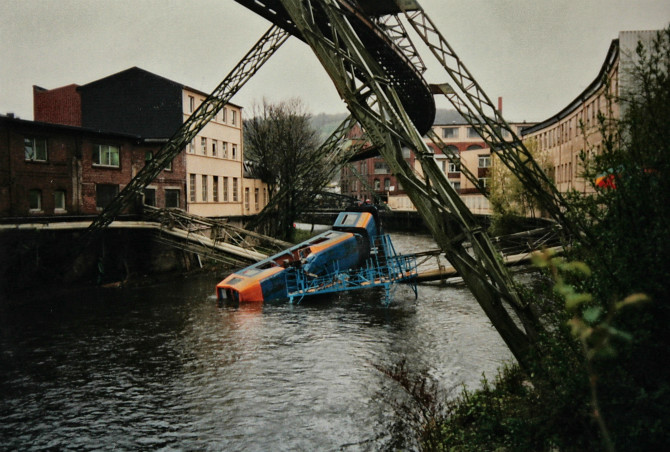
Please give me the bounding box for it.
[498,97,503,114]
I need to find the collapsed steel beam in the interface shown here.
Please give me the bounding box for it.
[87,24,290,233]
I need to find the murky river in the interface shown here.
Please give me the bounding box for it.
[0,233,512,451]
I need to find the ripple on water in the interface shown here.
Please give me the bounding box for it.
[0,233,513,450]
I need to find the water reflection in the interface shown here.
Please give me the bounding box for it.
[0,233,512,450]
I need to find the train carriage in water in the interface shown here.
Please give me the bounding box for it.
[216,207,383,303]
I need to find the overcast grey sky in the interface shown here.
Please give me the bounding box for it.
[1,0,668,122]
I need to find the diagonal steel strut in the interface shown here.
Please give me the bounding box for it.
[396,4,585,240]
[87,24,290,233]
[277,0,540,367]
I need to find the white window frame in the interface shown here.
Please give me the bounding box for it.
[28,189,42,212]
[442,127,458,139]
[189,174,196,202]
[54,189,66,212]
[24,137,47,161]
[478,155,491,168]
[93,144,120,167]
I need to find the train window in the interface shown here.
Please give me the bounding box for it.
[340,214,359,226]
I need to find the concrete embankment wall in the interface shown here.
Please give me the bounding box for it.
[0,229,198,296]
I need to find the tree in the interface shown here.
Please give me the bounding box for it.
[399,26,670,451]
[244,98,330,240]
[489,138,553,234]
[566,26,670,450]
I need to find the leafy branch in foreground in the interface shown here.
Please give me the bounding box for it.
[533,249,649,452]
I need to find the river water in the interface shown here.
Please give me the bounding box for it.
[0,232,512,451]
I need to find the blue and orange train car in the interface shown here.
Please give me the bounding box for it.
[216,208,381,303]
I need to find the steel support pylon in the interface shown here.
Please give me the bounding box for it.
[278,0,537,365]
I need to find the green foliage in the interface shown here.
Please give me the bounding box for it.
[489,138,553,232]
[383,26,670,452]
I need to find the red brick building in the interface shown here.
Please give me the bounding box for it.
[0,115,185,217]
[33,84,82,127]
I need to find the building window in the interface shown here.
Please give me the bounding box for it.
[374,162,389,174]
[54,190,66,211]
[189,95,195,112]
[189,139,195,153]
[144,188,156,206]
[213,176,219,202]
[478,155,491,168]
[145,151,153,163]
[28,189,42,211]
[165,189,180,208]
[450,181,461,191]
[93,144,120,167]
[223,177,229,202]
[384,178,391,191]
[232,178,238,202]
[231,110,237,125]
[201,137,207,155]
[442,127,458,139]
[164,159,172,171]
[96,184,119,209]
[263,188,268,206]
[244,187,250,210]
[212,140,218,157]
[232,144,238,160]
[202,175,208,202]
[449,160,461,173]
[254,188,259,211]
[467,144,483,151]
[222,108,227,123]
[374,179,381,190]
[478,177,490,189]
[24,137,47,161]
[189,174,196,202]
[222,142,228,159]
[444,144,459,155]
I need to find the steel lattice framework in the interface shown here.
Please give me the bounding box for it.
[270,0,540,364]
[400,8,583,238]
[87,24,289,233]
[84,0,591,367]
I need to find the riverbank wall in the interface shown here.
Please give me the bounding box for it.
[0,228,200,297]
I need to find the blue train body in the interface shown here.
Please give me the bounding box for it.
[216,208,380,303]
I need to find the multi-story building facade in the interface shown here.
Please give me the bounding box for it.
[521,30,658,195]
[339,109,531,215]
[426,117,533,215]
[339,151,416,208]
[33,67,267,218]
[0,114,185,217]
